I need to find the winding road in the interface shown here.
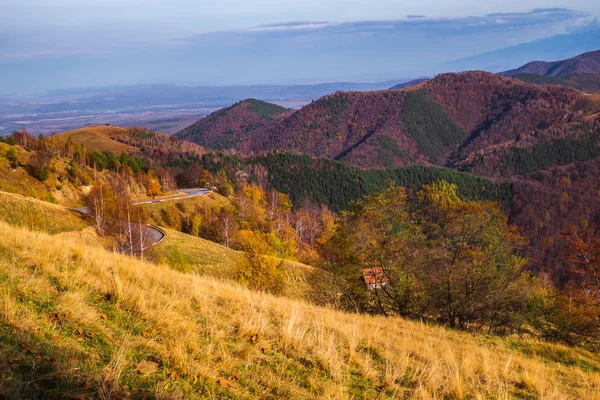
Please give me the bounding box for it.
[74,188,211,251]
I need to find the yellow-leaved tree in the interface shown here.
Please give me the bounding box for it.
[234,230,284,294]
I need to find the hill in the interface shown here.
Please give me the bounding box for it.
[182,71,599,171]
[0,190,86,234]
[503,50,600,78]
[54,126,141,153]
[56,125,205,159]
[2,222,600,399]
[509,72,600,94]
[388,78,429,90]
[175,99,291,150]
[501,50,600,93]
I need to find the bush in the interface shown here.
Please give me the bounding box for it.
[234,231,284,293]
[5,147,17,168]
[29,153,51,181]
[166,246,191,273]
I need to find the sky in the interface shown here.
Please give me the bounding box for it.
[1,1,600,93]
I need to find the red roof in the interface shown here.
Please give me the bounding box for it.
[361,267,389,285]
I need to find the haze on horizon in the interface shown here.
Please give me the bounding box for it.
[1,0,600,94]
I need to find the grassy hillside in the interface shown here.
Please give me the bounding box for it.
[55,126,140,153]
[1,223,600,398]
[0,190,86,234]
[150,228,315,301]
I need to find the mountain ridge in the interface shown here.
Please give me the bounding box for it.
[175,99,292,150]
[177,71,599,172]
[502,50,600,77]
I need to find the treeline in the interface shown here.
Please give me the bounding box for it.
[499,134,600,176]
[200,151,512,212]
[110,127,205,156]
[0,129,174,198]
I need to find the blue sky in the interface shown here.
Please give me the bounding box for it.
[1,1,599,93]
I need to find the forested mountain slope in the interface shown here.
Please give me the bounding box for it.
[502,50,600,93]
[175,99,291,150]
[503,50,600,78]
[178,72,600,174]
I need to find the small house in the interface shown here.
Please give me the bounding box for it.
[361,267,389,290]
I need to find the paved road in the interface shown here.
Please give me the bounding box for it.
[75,188,211,214]
[74,188,211,251]
[133,188,211,206]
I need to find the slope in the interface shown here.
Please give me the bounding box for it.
[510,72,600,94]
[149,228,316,301]
[238,87,470,168]
[54,126,140,153]
[501,50,600,93]
[503,50,600,78]
[1,222,600,399]
[193,71,598,171]
[0,190,87,234]
[175,99,291,150]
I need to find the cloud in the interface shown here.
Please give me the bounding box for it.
[565,16,600,32]
[243,22,335,32]
[176,8,593,43]
[2,7,599,92]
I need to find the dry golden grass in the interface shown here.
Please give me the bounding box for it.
[0,190,87,234]
[54,126,140,153]
[1,222,600,399]
[151,227,315,300]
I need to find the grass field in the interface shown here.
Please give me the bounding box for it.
[150,228,315,300]
[55,126,140,153]
[0,190,87,234]
[1,222,600,399]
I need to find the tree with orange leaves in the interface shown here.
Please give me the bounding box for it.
[564,227,600,290]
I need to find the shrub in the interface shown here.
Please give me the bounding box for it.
[234,231,284,294]
[5,147,18,168]
[166,246,190,273]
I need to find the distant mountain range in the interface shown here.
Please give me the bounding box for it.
[175,70,600,173]
[500,50,600,93]
[502,50,600,77]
